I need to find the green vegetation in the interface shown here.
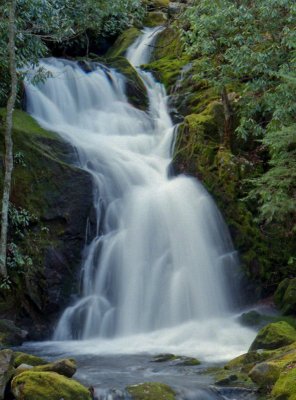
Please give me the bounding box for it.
[179,0,296,284]
[249,322,296,351]
[14,352,46,368]
[127,382,176,400]
[11,371,91,400]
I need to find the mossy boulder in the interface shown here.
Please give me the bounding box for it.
[0,349,15,400]
[144,11,167,27]
[11,371,91,400]
[32,358,76,378]
[14,352,46,368]
[248,362,281,390]
[127,382,176,400]
[104,57,149,110]
[0,320,27,346]
[249,322,296,351]
[106,27,141,58]
[275,278,296,316]
[144,0,170,10]
[0,110,93,338]
[271,368,296,399]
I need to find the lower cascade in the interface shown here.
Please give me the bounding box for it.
[25,28,254,359]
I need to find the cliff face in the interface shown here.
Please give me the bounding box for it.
[0,110,94,339]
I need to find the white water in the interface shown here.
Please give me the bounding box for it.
[25,28,255,360]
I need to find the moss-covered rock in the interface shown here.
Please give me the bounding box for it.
[275,278,296,316]
[127,382,176,400]
[104,57,149,110]
[0,110,93,339]
[11,371,91,400]
[14,352,46,368]
[248,362,281,390]
[249,322,296,351]
[0,349,15,400]
[32,358,76,378]
[106,27,141,58]
[144,0,170,10]
[0,320,27,346]
[143,11,167,27]
[271,368,296,399]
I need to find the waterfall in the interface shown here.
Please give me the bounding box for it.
[24,28,244,349]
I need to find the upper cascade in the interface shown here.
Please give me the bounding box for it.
[25,27,240,341]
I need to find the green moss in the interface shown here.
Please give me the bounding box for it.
[153,353,177,362]
[271,368,296,399]
[144,0,170,8]
[248,362,281,390]
[143,11,167,27]
[106,28,141,58]
[127,382,176,400]
[104,57,148,110]
[249,322,296,351]
[275,278,296,316]
[11,371,91,400]
[14,352,46,368]
[33,358,76,378]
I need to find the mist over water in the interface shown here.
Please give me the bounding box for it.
[24,28,255,361]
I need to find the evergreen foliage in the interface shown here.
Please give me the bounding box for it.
[182,0,296,231]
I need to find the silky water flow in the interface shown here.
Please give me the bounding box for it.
[24,28,256,362]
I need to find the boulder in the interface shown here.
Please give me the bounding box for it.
[11,371,91,400]
[271,368,296,399]
[15,363,33,376]
[33,358,77,378]
[275,278,296,315]
[127,382,176,400]
[249,321,296,351]
[0,349,15,400]
[0,319,28,346]
[248,362,280,390]
[14,352,46,367]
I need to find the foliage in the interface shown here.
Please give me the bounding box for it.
[181,0,296,230]
[0,0,146,105]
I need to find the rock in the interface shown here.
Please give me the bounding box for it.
[178,357,201,366]
[11,371,91,400]
[15,363,34,376]
[275,278,296,315]
[0,319,28,346]
[143,11,167,27]
[14,352,46,367]
[248,362,280,390]
[0,110,94,339]
[215,374,238,386]
[145,0,170,10]
[0,349,15,400]
[127,382,176,400]
[225,350,270,373]
[168,2,184,16]
[153,353,177,362]
[271,368,296,399]
[249,321,296,351]
[238,311,263,327]
[33,358,77,378]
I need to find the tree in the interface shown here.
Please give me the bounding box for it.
[0,0,17,277]
[0,0,145,279]
[182,0,296,227]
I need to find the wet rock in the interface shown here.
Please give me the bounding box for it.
[0,319,28,346]
[153,353,177,362]
[274,278,296,315]
[11,371,91,400]
[144,11,168,27]
[32,358,77,378]
[127,382,176,400]
[215,374,238,386]
[248,362,280,390]
[0,349,15,400]
[238,311,263,327]
[15,363,34,376]
[14,352,46,367]
[271,368,296,399]
[249,321,296,351]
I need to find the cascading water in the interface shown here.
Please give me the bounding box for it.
[24,28,255,360]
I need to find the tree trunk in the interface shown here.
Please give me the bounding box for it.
[221,85,233,149]
[0,0,17,277]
